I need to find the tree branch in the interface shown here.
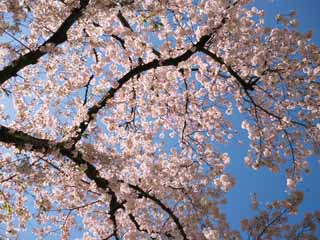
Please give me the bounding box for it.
[0,0,91,86]
[0,125,52,152]
[0,123,189,239]
[0,123,128,240]
[200,48,255,91]
[70,33,213,146]
[83,74,94,105]
[256,208,289,240]
[117,10,161,57]
[127,183,188,240]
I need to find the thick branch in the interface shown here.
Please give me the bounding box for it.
[0,125,52,152]
[70,3,237,146]
[0,0,91,85]
[0,124,124,218]
[0,123,188,239]
[70,34,212,145]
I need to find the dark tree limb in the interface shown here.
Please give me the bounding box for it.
[70,33,213,146]
[117,10,161,58]
[128,213,160,239]
[0,124,188,239]
[0,124,128,240]
[0,0,91,86]
[111,34,127,49]
[117,10,133,31]
[83,74,94,105]
[256,208,289,240]
[0,125,52,152]
[200,48,255,91]
[69,4,234,150]
[127,183,189,240]
[201,48,308,130]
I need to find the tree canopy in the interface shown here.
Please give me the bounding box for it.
[0,0,319,239]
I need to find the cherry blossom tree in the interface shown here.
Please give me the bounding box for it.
[0,0,319,239]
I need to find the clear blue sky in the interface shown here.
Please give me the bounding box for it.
[224,0,320,235]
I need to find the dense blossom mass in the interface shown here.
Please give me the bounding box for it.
[0,0,319,239]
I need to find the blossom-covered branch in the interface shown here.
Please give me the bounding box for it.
[0,124,189,239]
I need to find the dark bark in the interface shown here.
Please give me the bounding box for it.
[0,0,90,86]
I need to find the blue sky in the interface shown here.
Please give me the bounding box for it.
[255,0,320,43]
[223,0,320,235]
